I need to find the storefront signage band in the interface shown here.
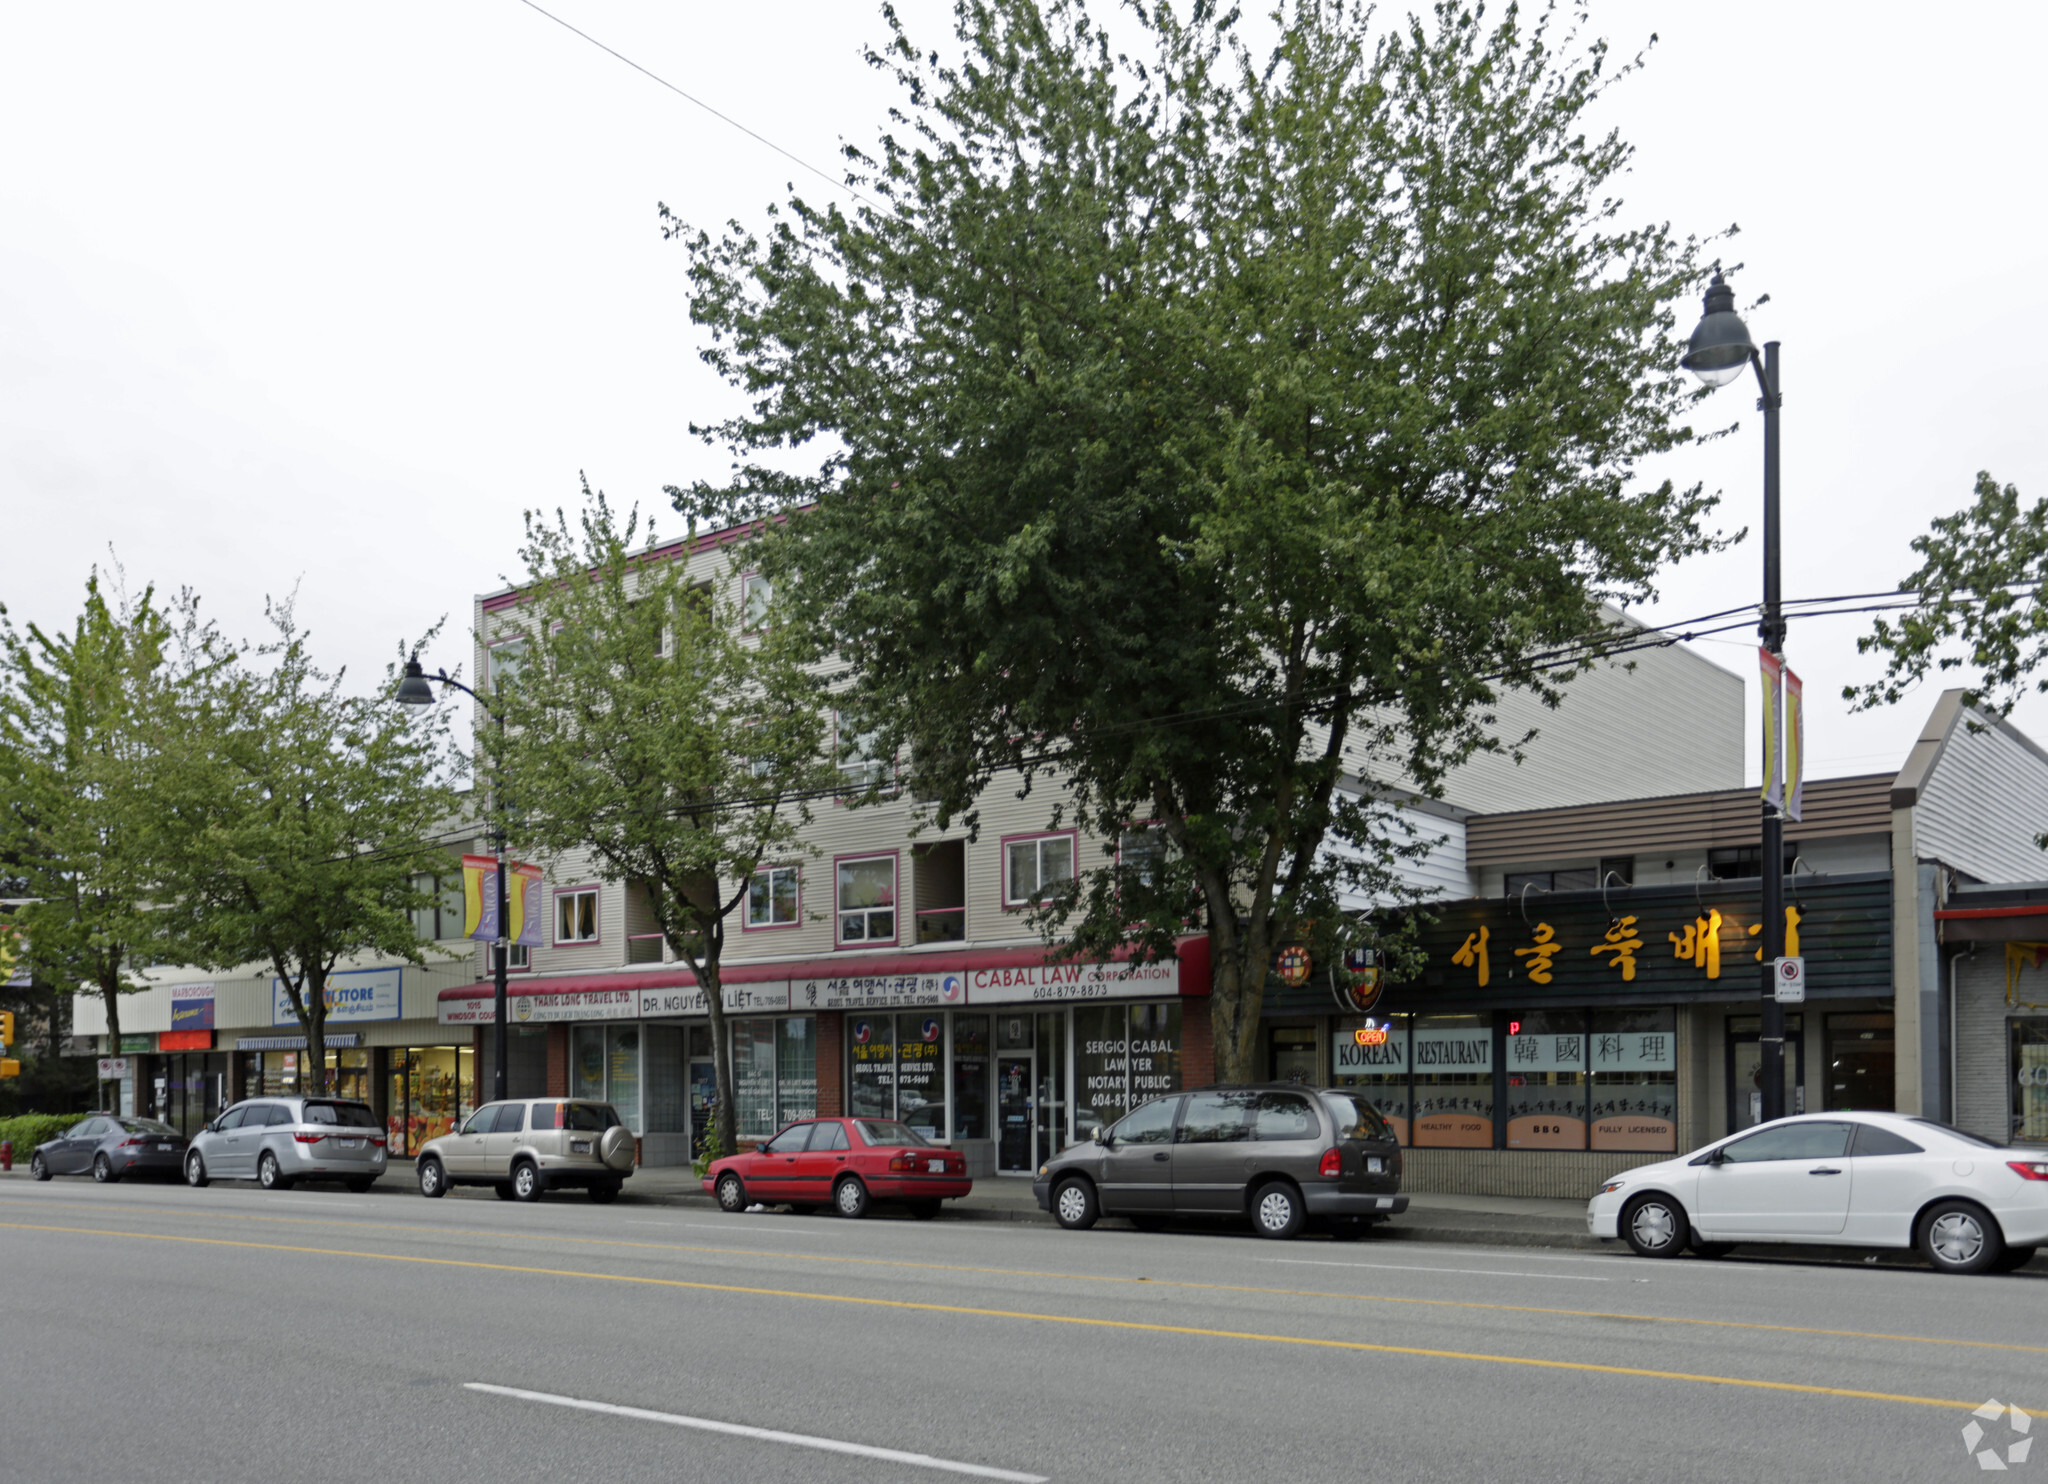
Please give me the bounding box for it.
[273,966,402,1026]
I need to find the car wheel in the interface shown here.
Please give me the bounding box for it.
[1992,1245,2038,1274]
[257,1152,289,1191]
[1619,1193,1686,1258]
[1053,1177,1098,1231]
[29,1152,50,1181]
[715,1172,747,1213]
[346,1177,374,1194]
[1250,1182,1305,1240]
[833,1176,870,1219]
[511,1162,544,1202]
[1920,1200,2004,1275]
[184,1152,209,1188]
[907,1200,941,1221]
[588,1180,621,1204]
[417,1157,447,1199]
[92,1153,118,1184]
[1690,1240,1735,1259]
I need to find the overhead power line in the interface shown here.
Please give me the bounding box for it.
[512,0,877,211]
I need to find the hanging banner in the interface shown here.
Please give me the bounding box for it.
[509,863,544,947]
[462,854,499,941]
[1759,648,1784,811]
[1784,666,1805,822]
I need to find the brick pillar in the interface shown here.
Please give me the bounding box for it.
[816,1012,844,1117]
[545,1025,569,1096]
[1180,996,1215,1088]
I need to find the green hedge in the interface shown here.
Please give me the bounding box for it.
[0,1113,79,1157]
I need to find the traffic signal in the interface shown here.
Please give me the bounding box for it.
[0,1011,13,1049]
[0,1059,18,1079]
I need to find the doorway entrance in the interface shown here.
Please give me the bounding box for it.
[1824,1013,1895,1111]
[1726,1014,1805,1134]
[997,1055,1034,1173]
[1269,1026,1318,1085]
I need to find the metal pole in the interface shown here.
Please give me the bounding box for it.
[492,706,509,1103]
[1757,340,1786,1123]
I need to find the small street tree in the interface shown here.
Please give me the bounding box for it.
[0,575,204,1062]
[488,490,835,1154]
[675,0,1724,1079]
[153,602,456,1088]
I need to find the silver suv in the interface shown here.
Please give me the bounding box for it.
[185,1097,388,1192]
[414,1098,636,1203]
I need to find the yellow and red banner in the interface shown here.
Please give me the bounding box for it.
[1784,665,1804,822]
[1759,648,1784,812]
[463,856,545,945]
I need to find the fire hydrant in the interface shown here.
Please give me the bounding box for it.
[1,1141,13,1172]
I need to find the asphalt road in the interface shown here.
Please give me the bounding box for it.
[3,1174,2042,1482]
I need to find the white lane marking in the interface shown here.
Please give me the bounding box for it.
[1255,1257,1608,1282]
[464,1383,1047,1481]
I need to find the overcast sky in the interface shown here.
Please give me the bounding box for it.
[4,1,2044,789]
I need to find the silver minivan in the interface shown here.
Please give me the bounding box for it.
[185,1097,388,1192]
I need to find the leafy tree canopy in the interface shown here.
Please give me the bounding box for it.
[673,0,1725,1077]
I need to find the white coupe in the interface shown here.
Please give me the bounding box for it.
[1587,1112,2048,1274]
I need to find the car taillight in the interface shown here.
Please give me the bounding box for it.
[120,1137,146,1148]
[2009,1160,2048,1181]
[369,1134,387,1147]
[293,1131,325,1144]
[889,1154,917,1173]
[1319,1148,1343,1179]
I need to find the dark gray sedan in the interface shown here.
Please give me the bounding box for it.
[30,1114,189,1183]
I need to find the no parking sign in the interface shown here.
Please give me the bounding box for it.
[1773,956,1806,1004]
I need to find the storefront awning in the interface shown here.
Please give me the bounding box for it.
[436,937,1211,1026]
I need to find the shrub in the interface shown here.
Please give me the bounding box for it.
[0,1113,80,1158]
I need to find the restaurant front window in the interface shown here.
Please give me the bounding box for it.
[1505,1012,1588,1150]
[1333,1015,1411,1144]
[1412,1015,1493,1147]
[1591,1008,1677,1151]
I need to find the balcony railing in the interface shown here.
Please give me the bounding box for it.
[915,907,966,945]
[626,933,665,965]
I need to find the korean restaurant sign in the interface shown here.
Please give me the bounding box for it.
[1410,874,1892,1004]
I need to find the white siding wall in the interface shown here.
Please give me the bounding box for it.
[1952,947,2035,1142]
[1915,713,2048,884]
[73,951,478,1041]
[1330,800,1470,909]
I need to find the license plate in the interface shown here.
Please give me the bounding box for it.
[928,1159,945,1173]
[1366,1157,1384,1174]
[339,1139,363,1150]
[571,1140,591,1154]
[157,1143,174,1152]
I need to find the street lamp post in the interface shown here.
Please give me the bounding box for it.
[398,656,510,1104]
[1682,271,1789,1123]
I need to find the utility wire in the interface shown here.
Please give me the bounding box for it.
[512,0,878,211]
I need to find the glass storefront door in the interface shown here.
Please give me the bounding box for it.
[387,1046,476,1155]
[997,1055,1033,1173]
[158,1054,229,1137]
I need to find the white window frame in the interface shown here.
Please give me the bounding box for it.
[835,712,892,794]
[1003,832,1077,909]
[555,885,600,946]
[835,853,899,947]
[746,865,801,931]
[742,571,773,631]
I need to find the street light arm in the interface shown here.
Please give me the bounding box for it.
[427,667,502,721]
[1749,349,1779,408]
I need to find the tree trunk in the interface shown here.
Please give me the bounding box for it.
[304,971,327,1099]
[701,956,737,1156]
[98,967,123,1104]
[1205,914,1271,1085]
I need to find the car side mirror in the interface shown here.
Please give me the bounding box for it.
[1092,1125,1108,1145]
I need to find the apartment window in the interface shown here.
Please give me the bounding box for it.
[1708,847,1798,882]
[410,872,467,941]
[1005,833,1076,907]
[1119,826,1168,888]
[836,715,890,791]
[508,943,530,971]
[836,855,897,945]
[555,887,599,945]
[1504,868,1598,898]
[747,865,801,930]
[742,572,773,630]
[489,638,527,690]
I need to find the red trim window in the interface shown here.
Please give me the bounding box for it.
[834,712,893,796]
[507,943,531,972]
[835,853,898,947]
[746,865,801,932]
[554,885,600,946]
[488,637,528,691]
[1002,831,1077,909]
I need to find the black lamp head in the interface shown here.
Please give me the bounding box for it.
[1681,270,1757,388]
[395,656,438,707]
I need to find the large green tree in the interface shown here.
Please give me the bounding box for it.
[0,576,205,1063]
[152,602,457,1091]
[488,491,837,1153]
[673,0,1723,1079]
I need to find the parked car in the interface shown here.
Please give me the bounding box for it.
[414,1098,636,1202]
[1033,1084,1407,1239]
[705,1117,972,1218]
[184,1097,387,1192]
[30,1114,187,1183]
[1588,1112,2048,1274]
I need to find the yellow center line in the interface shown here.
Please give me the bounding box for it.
[0,1219,2022,1414]
[16,1196,2047,1358]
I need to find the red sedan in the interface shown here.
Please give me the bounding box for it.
[705,1117,972,1219]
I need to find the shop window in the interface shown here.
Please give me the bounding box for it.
[846,1013,896,1121]
[387,1046,476,1156]
[747,865,801,930]
[896,1013,944,1136]
[1333,1014,1411,1144]
[556,887,600,945]
[836,855,897,945]
[1269,1025,1318,1085]
[1073,1002,1182,1141]
[1412,1016,1493,1147]
[777,1017,817,1126]
[1005,833,1076,908]
[572,1026,606,1101]
[1505,1011,1588,1149]
[733,1020,779,1139]
[1592,1008,1678,1151]
[2016,1022,2048,1143]
[952,1015,991,1141]
[1824,1013,1895,1112]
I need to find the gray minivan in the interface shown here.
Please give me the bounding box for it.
[185,1097,388,1192]
[1033,1084,1407,1239]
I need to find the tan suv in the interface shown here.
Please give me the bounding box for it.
[415,1098,637,1203]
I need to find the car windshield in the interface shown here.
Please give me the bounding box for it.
[855,1120,929,1148]
[1910,1118,2004,1149]
[119,1119,178,1136]
[562,1103,620,1133]
[302,1101,379,1129]
[1319,1092,1392,1142]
